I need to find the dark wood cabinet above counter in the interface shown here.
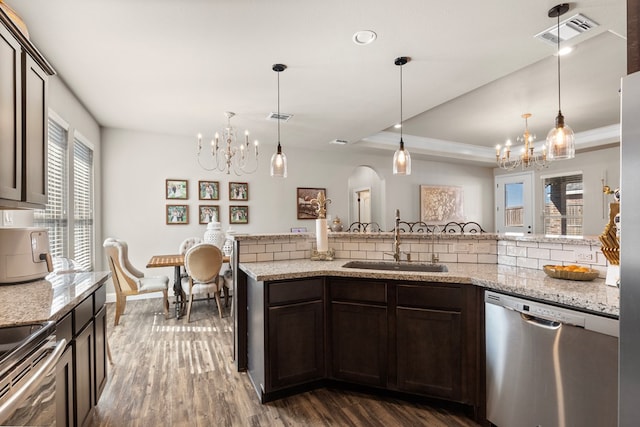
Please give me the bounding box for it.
[0,8,55,209]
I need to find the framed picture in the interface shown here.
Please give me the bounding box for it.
[166,179,188,200]
[229,205,249,224]
[166,204,188,224]
[198,180,219,200]
[297,187,326,219]
[229,182,248,201]
[198,205,219,224]
[419,185,465,224]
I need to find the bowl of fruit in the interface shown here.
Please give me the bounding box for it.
[543,264,599,281]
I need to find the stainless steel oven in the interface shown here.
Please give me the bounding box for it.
[0,321,65,426]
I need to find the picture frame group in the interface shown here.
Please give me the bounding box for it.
[166,204,188,224]
[198,205,219,224]
[198,180,219,200]
[166,179,188,200]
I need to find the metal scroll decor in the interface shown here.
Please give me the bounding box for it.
[346,221,485,234]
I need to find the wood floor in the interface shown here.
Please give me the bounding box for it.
[89,298,480,427]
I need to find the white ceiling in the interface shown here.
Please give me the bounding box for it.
[10,0,627,165]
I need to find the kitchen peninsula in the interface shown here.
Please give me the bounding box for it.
[231,232,619,423]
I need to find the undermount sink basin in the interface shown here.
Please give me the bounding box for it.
[342,260,449,273]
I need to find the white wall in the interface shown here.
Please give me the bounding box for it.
[101,128,495,272]
[494,145,620,235]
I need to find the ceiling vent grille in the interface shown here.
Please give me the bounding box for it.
[267,112,293,122]
[534,13,599,45]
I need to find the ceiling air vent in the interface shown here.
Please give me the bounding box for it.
[267,112,293,122]
[329,139,348,145]
[534,13,599,45]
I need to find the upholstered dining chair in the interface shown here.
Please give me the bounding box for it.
[103,238,170,326]
[178,237,203,279]
[181,243,225,322]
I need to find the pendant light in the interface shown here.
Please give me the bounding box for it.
[546,4,575,160]
[270,64,288,178]
[393,56,411,175]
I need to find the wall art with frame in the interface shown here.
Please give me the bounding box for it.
[297,187,326,219]
[166,204,188,224]
[198,180,219,200]
[229,205,249,224]
[166,179,188,200]
[419,184,465,224]
[198,205,219,224]
[229,182,248,201]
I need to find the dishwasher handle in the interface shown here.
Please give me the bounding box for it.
[521,313,561,330]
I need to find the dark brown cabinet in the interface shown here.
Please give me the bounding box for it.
[0,10,54,208]
[55,284,107,427]
[329,279,387,387]
[247,277,325,400]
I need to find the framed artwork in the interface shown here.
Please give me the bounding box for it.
[419,185,465,224]
[166,179,188,200]
[198,205,219,224]
[229,205,249,224]
[166,204,188,224]
[297,187,326,219]
[229,182,248,200]
[198,180,219,200]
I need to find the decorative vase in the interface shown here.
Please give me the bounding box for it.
[204,221,225,249]
[331,216,343,232]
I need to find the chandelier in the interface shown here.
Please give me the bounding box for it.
[496,113,547,170]
[197,111,259,175]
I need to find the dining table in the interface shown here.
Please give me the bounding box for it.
[146,253,230,318]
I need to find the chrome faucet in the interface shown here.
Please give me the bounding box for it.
[384,209,404,262]
[430,225,441,264]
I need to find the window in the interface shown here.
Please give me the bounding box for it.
[34,115,95,270]
[33,118,68,258]
[543,173,583,236]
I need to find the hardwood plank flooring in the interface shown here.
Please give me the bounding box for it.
[89,298,480,427]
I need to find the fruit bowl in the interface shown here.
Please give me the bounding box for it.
[543,265,599,281]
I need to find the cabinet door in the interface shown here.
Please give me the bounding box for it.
[0,23,22,201]
[21,53,47,205]
[75,322,94,427]
[94,305,107,403]
[330,302,387,387]
[267,300,324,390]
[396,307,462,400]
[55,345,74,427]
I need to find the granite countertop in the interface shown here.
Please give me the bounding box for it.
[239,260,619,317]
[0,271,110,327]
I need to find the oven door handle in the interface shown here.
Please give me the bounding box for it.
[0,339,66,423]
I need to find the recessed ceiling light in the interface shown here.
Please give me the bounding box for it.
[352,30,377,45]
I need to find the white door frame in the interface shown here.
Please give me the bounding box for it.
[495,172,534,234]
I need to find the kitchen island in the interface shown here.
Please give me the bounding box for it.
[234,255,618,424]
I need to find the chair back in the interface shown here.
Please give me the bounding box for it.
[103,238,140,294]
[184,243,223,283]
[179,237,203,255]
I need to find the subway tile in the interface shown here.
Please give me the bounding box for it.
[359,242,376,251]
[539,242,563,250]
[438,253,458,263]
[506,245,527,257]
[256,252,274,262]
[266,243,283,252]
[517,257,539,269]
[498,255,517,266]
[478,254,498,264]
[240,253,257,263]
[282,243,297,252]
[516,241,539,248]
[274,252,290,261]
[458,253,478,263]
[527,248,550,259]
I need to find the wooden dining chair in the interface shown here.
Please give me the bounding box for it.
[103,238,170,326]
[181,243,225,321]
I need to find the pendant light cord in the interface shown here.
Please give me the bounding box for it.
[556,12,561,113]
[277,70,281,146]
[400,63,404,141]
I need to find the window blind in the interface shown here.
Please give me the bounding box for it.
[33,119,68,258]
[73,138,94,271]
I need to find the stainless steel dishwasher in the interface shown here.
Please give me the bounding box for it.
[485,291,618,427]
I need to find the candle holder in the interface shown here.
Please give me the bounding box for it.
[310,192,333,260]
[311,248,335,261]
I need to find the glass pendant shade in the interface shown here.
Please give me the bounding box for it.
[270,143,287,177]
[546,113,575,160]
[393,140,411,175]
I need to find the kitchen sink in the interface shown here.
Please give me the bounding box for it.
[342,260,448,272]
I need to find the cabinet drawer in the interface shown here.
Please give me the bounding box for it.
[57,311,73,345]
[74,295,93,335]
[396,284,462,310]
[94,284,106,314]
[268,279,323,306]
[330,279,386,304]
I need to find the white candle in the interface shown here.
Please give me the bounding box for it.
[316,218,328,252]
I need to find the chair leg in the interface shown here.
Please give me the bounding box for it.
[214,290,224,319]
[114,295,125,326]
[162,290,169,319]
[186,292,195,323]
[223,284,230,307]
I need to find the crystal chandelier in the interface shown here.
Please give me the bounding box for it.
[496,113,547,170]
[197,111,259,175]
